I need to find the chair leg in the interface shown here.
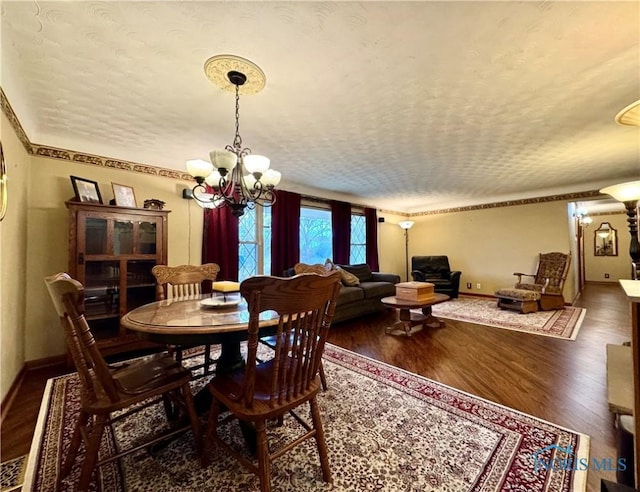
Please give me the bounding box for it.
[309,397,331,483]
[202,398,220,467]
[319,361,328,391]
[61,410,89,479]
[77,414,107,491]
[181,383,202,456]
[204,344,211,375]
[255,419,271,492]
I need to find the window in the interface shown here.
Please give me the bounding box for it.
[300,206,332,265]
[238,202,367,279]
[238,207,271,281]
[350,213,366,264]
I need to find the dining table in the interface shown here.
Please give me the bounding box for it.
[121,292,280,388]
[120,293,280,452]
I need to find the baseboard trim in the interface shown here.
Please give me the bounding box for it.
[24,354,67,371]
[1,354,67,425]
[459,292,495,299]
[0,365,26,425]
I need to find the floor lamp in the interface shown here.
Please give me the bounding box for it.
[398,220,415,282]
[600,180,640,280]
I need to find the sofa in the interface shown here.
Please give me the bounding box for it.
[410,255,461,298]
[285,263,400,323]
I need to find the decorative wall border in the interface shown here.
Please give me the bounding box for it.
[411,190,604,217]
[1,87,193,182]
[1,86,606,217]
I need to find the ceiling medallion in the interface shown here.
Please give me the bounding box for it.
[204,54,266,95]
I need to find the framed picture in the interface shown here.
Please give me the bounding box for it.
[112,183,137,208]
[70,176,103,204]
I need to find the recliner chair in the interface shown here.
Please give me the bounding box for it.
[411,256,461,298]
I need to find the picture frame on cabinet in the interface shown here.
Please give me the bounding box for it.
[70,176,103,204]
[112,183,137,208]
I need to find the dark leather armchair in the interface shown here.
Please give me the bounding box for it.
[411,256,461,298]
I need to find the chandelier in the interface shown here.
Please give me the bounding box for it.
[186,55,280,217]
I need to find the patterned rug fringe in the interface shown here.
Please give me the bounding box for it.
[1,454,27,492]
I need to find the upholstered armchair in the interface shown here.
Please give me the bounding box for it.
[411,256,461,298]
[513,252,571,310]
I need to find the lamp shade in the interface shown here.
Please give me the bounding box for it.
[204,170,222,188]
[243,154,270,174]
[398,220,415,230]
[186,159,214,178]
[261,169,281,187]
[210,150,237,170]
[600,181,640,202]
[244,174,257,188]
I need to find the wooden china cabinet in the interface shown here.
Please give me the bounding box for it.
[66,201,169,357]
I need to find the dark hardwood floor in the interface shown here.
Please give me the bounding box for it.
[1,282,631,491]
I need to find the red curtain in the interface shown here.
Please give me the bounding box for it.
[365,207,379,271]
[271,190,301,276]
[331,200,352,264]
[202,206,239,281]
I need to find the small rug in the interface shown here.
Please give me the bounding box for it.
[25,344,589,491]
[1,454,27,491]
[427,297,586,340]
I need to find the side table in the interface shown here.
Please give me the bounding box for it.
[381,293,450,336]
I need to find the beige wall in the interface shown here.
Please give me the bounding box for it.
[585,212,632,282]
[1,112,30,401]
[23,156,205,362]
[404,201,576,300]
[376,211,411,280]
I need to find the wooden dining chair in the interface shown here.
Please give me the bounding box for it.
[44,273,201,492]
[152,263,221,375]
[202,271,341,492]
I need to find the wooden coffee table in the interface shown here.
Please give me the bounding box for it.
[381,293,450,336]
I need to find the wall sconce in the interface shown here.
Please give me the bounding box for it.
[398,220,415,282]
[575,209,593,227]
[600,181,640,279]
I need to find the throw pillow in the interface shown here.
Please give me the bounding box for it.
[294,263,329,276]
[337,267,360,287]
[324,259,359,286]
[339,263,373,282]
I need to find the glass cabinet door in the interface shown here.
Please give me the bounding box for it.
[114,220,134,255]
[85,218,108,255]
[138,222,157,254]
[83,260,120,319]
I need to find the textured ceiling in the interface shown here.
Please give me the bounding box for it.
[2,1,639,213]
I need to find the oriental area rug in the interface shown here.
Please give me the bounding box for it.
[24,344,589,491]
[428,297,586,340]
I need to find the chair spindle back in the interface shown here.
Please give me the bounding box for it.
[240,272,341,409]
